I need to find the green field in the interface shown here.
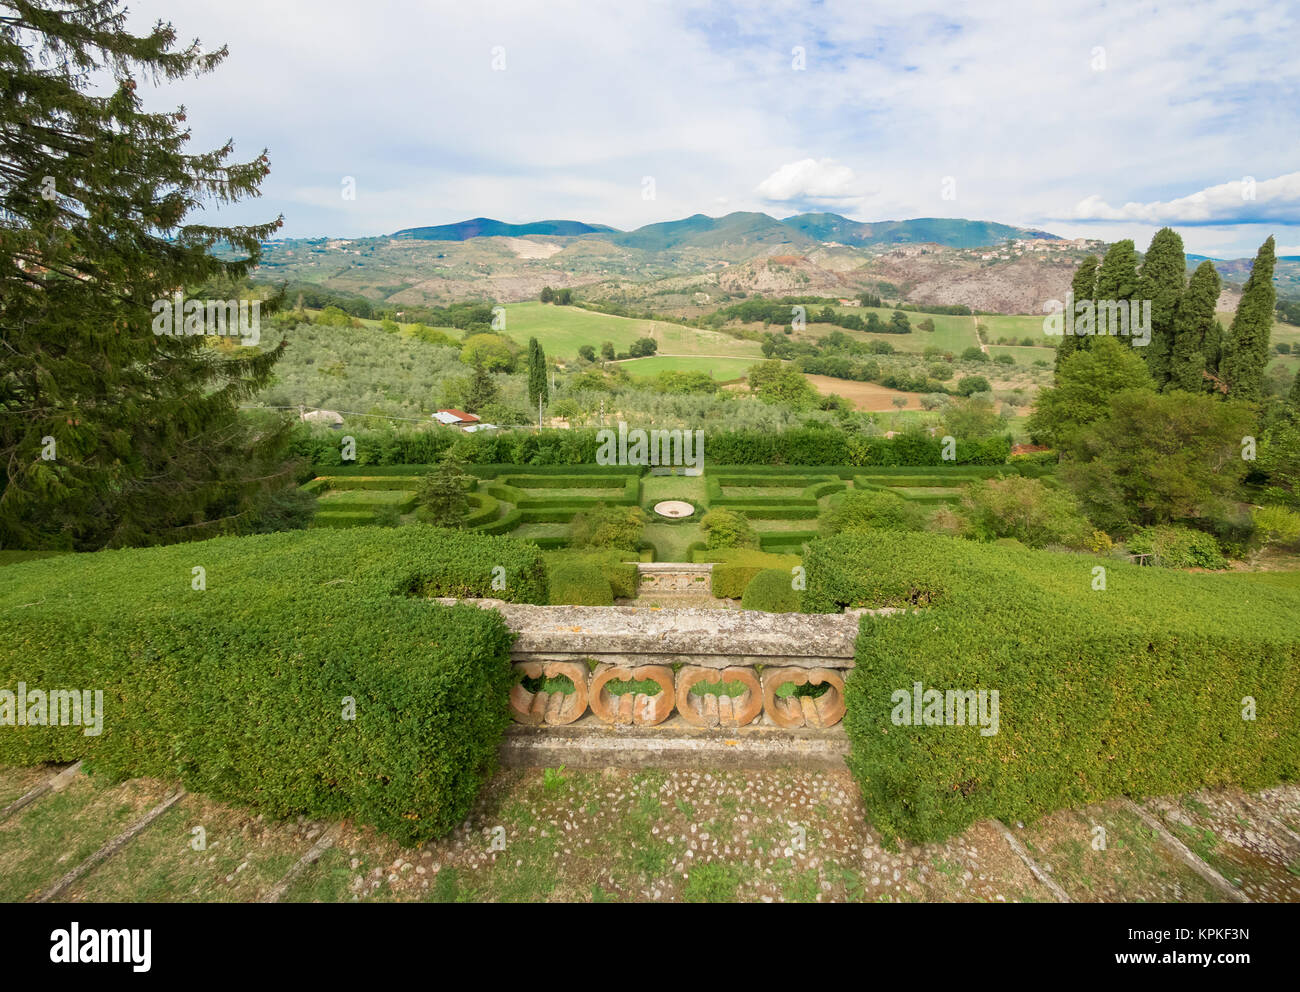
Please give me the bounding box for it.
[618,355,758,380]
[504,302,762,362]
[988,345,1056,366]
[772,305,981,356]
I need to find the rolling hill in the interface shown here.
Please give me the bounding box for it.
[392,217,616,240]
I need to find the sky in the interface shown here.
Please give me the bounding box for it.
[119,0,1300,258]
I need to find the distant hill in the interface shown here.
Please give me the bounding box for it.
[609,211,812,252]
[782,213,1060,249]
[1187,254,1300,300]
[391,211,1063,252]
[392,217,616,240]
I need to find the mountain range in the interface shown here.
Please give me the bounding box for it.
[392,211,1060,252]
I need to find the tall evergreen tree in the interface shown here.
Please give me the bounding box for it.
[1168,261,1221,393]
[1093,239,1140,345]
[1136,227,1186,386]
[465,362,498,412]
[1221,236,1277,402]
[526,336,548,411]
[1290,370,1300,416]
[1056,254,1098,374]
[0,1,292,550]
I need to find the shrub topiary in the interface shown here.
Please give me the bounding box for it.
[547,560,614,605]
[545,549,637,599]
[693,549,801,598]
[803,531,1300,844]
[0,528,545,845]
[741,567,802,613]
[820,487,926,536]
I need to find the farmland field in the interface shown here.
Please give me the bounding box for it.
[619,355,757,380]
[504,302,762,362]
[802,374,925,410]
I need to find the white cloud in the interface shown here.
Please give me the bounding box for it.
[1073,173,1300,225]
[111,0,1300,255]
[756,158,867,205]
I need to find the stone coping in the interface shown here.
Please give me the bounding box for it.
[429,600,907,668]
[634,562,713,573]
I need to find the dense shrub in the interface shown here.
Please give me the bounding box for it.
[802,532,1300,843]
[1125,525,1228,569]
[741,568,803,613]
[0,528,549,845]
[700,508,760,550]
[956,476,1091,549]
[570,504,647,550]
[547,560,614,605]
[820,488,926,536]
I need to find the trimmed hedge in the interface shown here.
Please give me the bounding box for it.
[544,550,638,599]
[499,474,627,490]
[802,532,1300,844]
[741,568,803,613]
[693,549,801,598]
[309,475,424,492]
[717,504,818,520]
[293,422,1014,470]
[759,531,818,552]
[0,528,550,845]
[461,492,501,528]
[512,476,640,508]
[473,507,522,535]
[547,561,614,605]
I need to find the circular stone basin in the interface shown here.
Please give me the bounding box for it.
[652,500,695,519]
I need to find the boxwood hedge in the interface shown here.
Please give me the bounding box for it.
[802,532,1300,844]
[693,549,801,599]
[547,560,614,605]
[0,528,548,845]
[741,568,803,613]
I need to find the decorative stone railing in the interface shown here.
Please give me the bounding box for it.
[434,602,895,732]
[633,562,713,595]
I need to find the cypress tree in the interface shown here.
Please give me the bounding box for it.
[1093,240,1140,346]
[0,1,292,550]
[1221,236,1277,402]
[1290,370,1300,415]
[1167,261,1221,393]
[1136,227,1186,386]
[527,337,548,411]
[1056,254,1099,375]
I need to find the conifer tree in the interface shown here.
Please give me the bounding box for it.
[1056,254,1098,374]
[527,337,548,411]
[1136,227,1186,386]
[1167,261,1221,393]
[1221,236,1277,402]
[1093,239,1140,346]
[0,1,292,549]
